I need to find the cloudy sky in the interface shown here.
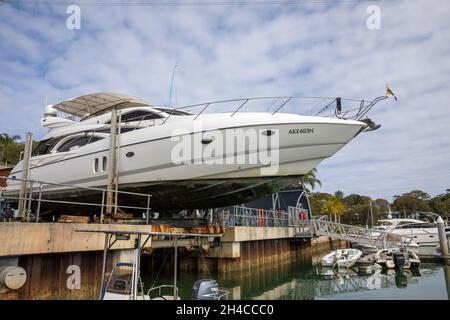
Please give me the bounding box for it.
[1,0,449,201]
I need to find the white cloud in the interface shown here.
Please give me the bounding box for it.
[0,0,449,200]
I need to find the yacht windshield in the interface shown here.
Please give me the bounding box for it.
[106,110,163,124]
[32,137,60,156]
[56,135,104,152]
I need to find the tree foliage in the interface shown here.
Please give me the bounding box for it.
[293,168,322,193]
[322,196,347,223]
[0,133,24,165]
[392,190,431,214]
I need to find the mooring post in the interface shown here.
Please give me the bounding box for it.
[437,216,449,256]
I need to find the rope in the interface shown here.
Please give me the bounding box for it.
[150,249,171,288]
[199,245,212,279]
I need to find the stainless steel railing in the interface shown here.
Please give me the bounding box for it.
[216,205,309,227]
[0,175,152,224]
[161,95,388,124]
[297,218,416,249]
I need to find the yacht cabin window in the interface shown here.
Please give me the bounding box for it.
[106,110,163,124]
[32,137,60,156]
[153,107,192,115]
[396,223,436,229]
[56,135,104,153]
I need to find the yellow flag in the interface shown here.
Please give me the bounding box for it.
[386,85,398,101]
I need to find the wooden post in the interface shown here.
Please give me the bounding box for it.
[106,109,118,215]
[114,111,121,217]
[18,132,33,220]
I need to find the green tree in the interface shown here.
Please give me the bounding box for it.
[334,190,344,198]
[343,194,362,206]
[393,190,431,215]
[427,192,450,214]
[299,168,322,193]
[322,196,347,223]
[374,198,389,210]
[0,133,24,165]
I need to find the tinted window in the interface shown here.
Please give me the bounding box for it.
[32,137,61,156]
[106,111,162,124]
[57,136,103,152]
[154,108,192,115]
[97,127,134,134]
[396,223,436,229]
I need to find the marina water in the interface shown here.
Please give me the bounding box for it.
[143,246,450,300]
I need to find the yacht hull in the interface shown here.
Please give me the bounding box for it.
[5,114,366,213]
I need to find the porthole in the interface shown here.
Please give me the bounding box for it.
[102,156,107,171]
[262,130,275,136]
[201,137,213,144]
[126,151,135,158]
[94,158,99,173]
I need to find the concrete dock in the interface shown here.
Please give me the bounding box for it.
[0,221,343,299]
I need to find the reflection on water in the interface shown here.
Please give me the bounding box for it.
[142,248,450,300]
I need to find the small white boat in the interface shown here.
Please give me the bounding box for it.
[321,249,362,268]
[374,248,421,269]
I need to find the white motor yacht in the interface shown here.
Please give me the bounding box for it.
[373,218,440,247]
[3,92,387,214]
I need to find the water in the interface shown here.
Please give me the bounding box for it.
[142,249,450,300]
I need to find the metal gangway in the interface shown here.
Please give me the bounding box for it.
[295,216,415,249]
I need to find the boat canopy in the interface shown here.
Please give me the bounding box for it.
[51,92,153,119]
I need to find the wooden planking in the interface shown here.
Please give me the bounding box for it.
[58,215,91,224]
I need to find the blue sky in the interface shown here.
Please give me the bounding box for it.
[1,0,449,201]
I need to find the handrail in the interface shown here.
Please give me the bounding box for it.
[161,95,379,124]
[298,218,416,249]
[0,175,152,224]
[1,175,151,198]
[147,285,179,299]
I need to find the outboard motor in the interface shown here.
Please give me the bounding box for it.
[191,279,219,300]
[393,252,405,270]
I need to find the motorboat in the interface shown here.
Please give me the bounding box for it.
[103,261,153,300]
[372,218,440,247]
[103,262,227,300]
[321,248,362,268]
[352,238,420,254]
[3,92,388,214]
[374,248,420,269]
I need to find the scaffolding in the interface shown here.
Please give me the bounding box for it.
[0,175,152,224]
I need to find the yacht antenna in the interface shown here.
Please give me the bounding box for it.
[168,64,178,108]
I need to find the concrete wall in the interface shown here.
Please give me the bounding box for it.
[0,222,153,257]
[222,226,297,242]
